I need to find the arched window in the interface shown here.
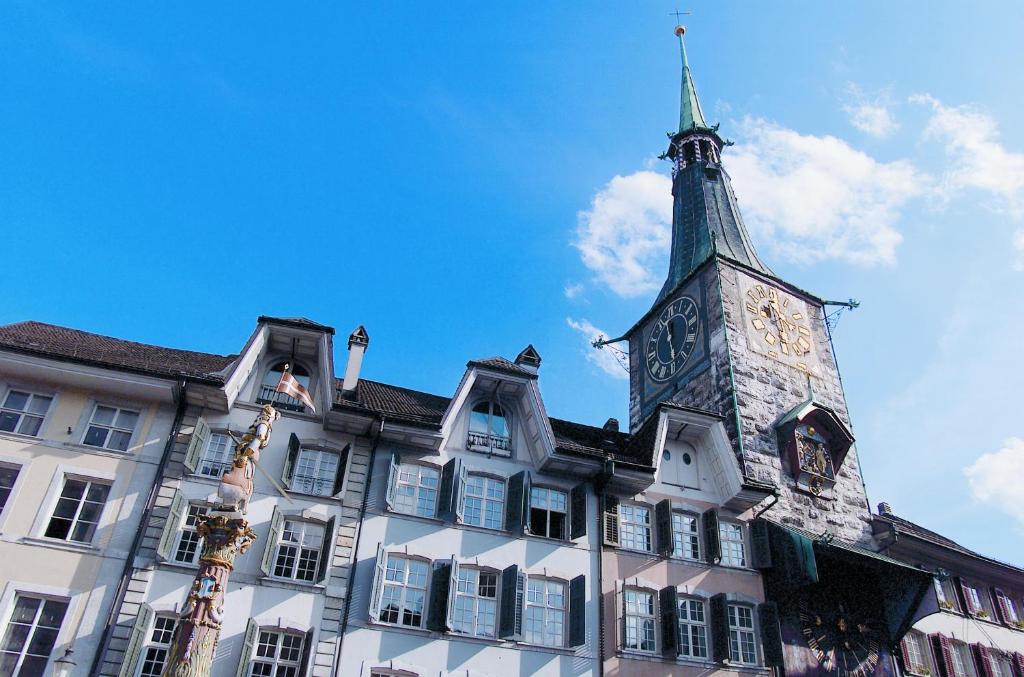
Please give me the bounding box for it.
[467,400,511,455]
[257,362,311,411]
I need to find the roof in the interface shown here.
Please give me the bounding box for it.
[676,31,708,133]
[550,417,634,462]
[0,321,235,382]
[257,316,336,335]
[466,356,537,378]
[334,378,448,427]
[875,509,1024,573]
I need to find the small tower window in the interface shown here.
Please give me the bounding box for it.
[683,141,698,164]
[258,362,311,412]
[467,400,511,456]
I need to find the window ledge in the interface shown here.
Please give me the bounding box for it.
[20,535,100,554]
[616,546,658,557]
[286,488,342,501]
[259,576,326,593]
[514,641,578,656]
[384,509,447,526]
[0,430,46,445]
[667,554,711,567]
[157,559,200,573]
[522,532,577,547]
[367,619,432,636]
[61,442,134,459]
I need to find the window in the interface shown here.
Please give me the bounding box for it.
[290,448,339,496]
[719,522,747,567]
[173,504,208,564]
[672,512,701,560]
[82,404,139,451]
[902,630,932,675]
[379,556,429,628]
[619,505,653,552]
[273,520,325,582]
[257,362,310,412]
[197,433,233,478]
[962,582,993,618]
[462,474,505,530]
[623,589,656,653]
[525,579,566,647]
[467,400,511,455]
[0,594,68,676]
[727,604,757,665]
[935,577,959,611]
[452,568,498,638]
[678,597,708,659]
[995,590,1020,624]
[0,465,19,513]
[949,641,975,677]
[249,629,305,677]
[0,391,52,437]
[138,616,176,677]
[392,464,440,518]
[44,477,110,543]
[991,652,1015,677]
[528,487,567,539]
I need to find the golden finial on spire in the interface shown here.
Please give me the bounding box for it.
[675,25,686,37]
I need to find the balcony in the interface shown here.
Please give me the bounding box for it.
[467,431,512,457]
[256,384,306,412]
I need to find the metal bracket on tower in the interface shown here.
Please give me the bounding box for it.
[823,298,859,331]
[591,335,630,374]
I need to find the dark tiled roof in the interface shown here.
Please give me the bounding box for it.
[334,378,449,427]
[876,511,1024,572]
[549,417,637,464]
[257,316,336,335]
[466,357,537,378]
[0,321,236,381]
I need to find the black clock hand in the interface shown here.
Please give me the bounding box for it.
[666,321,676,360]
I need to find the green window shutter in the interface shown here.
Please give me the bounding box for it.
[659,586,679,657]
[750,519,773,569]
[568,574,586,647]
[331,445,350,497]
[702,508,721,564]
[602,495,620,546]
[299,628,314,677]
[710,593,729,663]
[282,433,300,486]
[498,564,520,639]
[455,464,468,523]
[521,472,532,534]
[384,453,399,511]
[234,618,259,677]
[156,489,186,561]
[437,458,460,522]
[569,483,587,540]
[446,558,460,631]
[316,517,335,584]
[655,499,673,557]
[260,506,283,577]
[427,559,453,631]
[183,417,210,473]
[117,603,153,677]
[505,472,527,533]
[758,601,784,667]
[368,543,386,622]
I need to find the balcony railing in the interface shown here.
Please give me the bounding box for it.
[256,384,306,412]
[290,474,333,497]
[467,431,512,457]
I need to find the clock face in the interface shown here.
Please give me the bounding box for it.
[742,282,815,369]
[645,296,700,382]
[799,599,881,677]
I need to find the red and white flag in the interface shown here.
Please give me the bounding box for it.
[275,369,317,413]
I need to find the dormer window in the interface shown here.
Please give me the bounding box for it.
[257,362,310,412]
[467,400,511,456]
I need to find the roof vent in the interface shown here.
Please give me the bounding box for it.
[342,325,370,393]
[514,344,542,373]
[603,418,620,433]
[877,501,893,516]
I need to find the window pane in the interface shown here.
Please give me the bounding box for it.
[91,406,116,425]
[3,392,29,411]
[26,396,52,416]
[115,410,139,430]
[83,426,108,447]
[0,412,19,433]
[108,430,132,451]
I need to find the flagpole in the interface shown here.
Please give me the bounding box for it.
[161,404,279,677]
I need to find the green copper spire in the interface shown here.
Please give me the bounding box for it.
[675,25,707,132]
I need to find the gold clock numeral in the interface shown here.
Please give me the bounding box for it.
[746,302,758,314]
[764,332,776,345]
[792,311,804,321]
[798,325,810,336]
[796,336,811,353]
[751,318,765,330]
[755,285,766,298]
[781,342,790,355]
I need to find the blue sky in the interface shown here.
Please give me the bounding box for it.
[2,2,1022,563]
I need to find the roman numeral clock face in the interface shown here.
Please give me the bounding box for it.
[741,280,818,373]
[646,296,700,382]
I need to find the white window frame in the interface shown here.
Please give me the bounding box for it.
[81,403,140,452]
[137,614,177,677]
[671,511,701,560]
[719,521,747,567]
[466,399,512,456]
[249,627,305,677]
[528,486,568,540]
[523,577,566,647]
[727,603,758,666]
[196,432,234,479]
[903,629,932,675]
[391,463,440,519]
[991,652,1015,677]
[0,591,70,676]
[678,596,708,659]
[172,503,208,565]
[622,587,657,654]
[461,473,505,531]
[949,640,975,677]
[256,360,314,412]
[619,504,653,552]
[43,475,112,544]
[376,555,430,629]
[0,389,53,438]
[272,520,325,583]
[290,447,340,497]
[451,567,499,639]
[0,462,23,517]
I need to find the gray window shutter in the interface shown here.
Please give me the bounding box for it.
[505,471,527,533]
[655,499,673,557]
[522,472,532,534]
[282,433,300,486]
[117,603,153,677]
[183,417,210,473]
[437,458,461,522]
[568,574,586,647]
[156,489,186,561]
[385,453,399,511]
[261,506,283,577]
[316,517,335,584]
[710,593,729,663]
[332,445,350,497]
[498,564,520,639]
[368,543,386,621]
[234,618,258,677]
[659,586,679,657]
[447,559,459,631]
[427,559,453,631]
[758,602,784,667]
[702,508,721,564]
[602,495,620,546]
[455,464,468,523]
[299,628,314,677]
[750,519,772,569]
[570,483,587,540]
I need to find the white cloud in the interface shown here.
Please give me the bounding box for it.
[728,117,926,265]
[566,318,629,380]
[844,85,899,138]
[573,171,672,298]
[912,94,1024,217]
[964,437,1024,525]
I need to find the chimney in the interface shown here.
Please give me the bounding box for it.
[877,501,893,516]
[342,326,370,393]
[514,344,542,374]
[603,418,620,433]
